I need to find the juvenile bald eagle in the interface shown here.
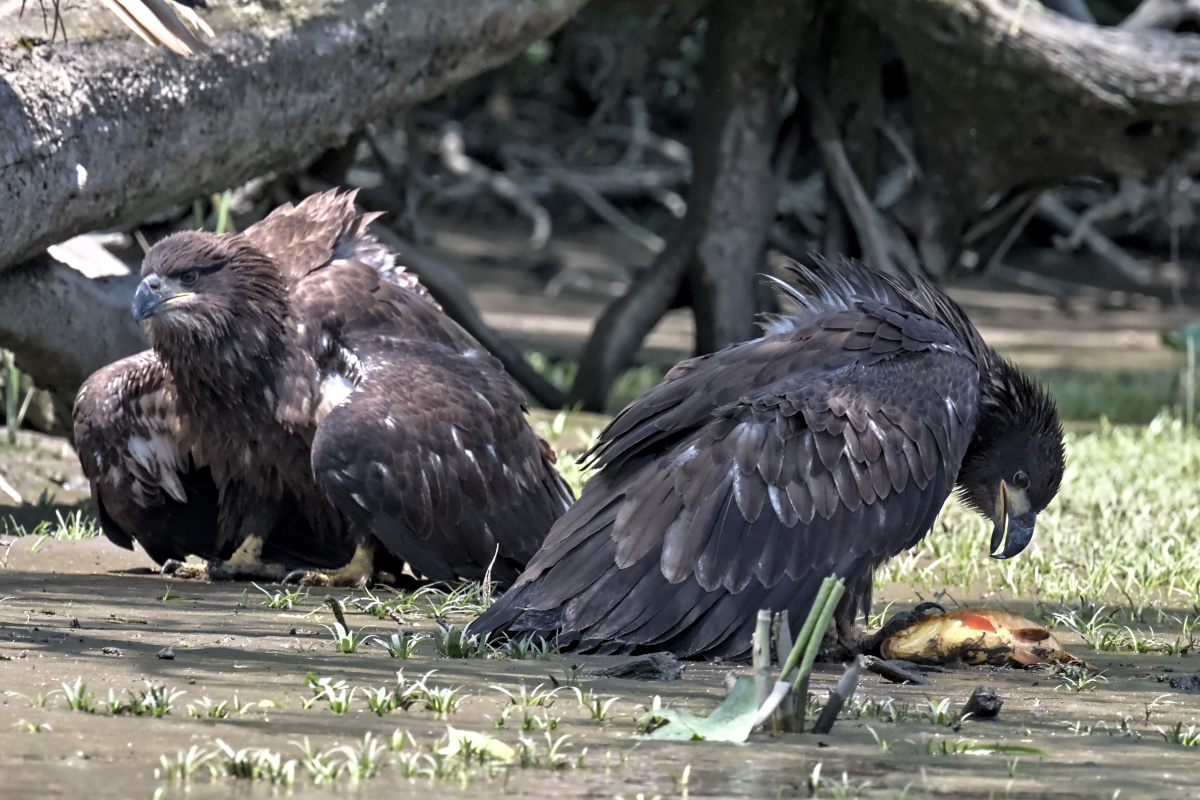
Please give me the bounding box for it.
[73,190,572,586]
[471,259,1065,659]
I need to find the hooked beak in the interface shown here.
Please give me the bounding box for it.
[132,275,194,322]
[989,480,1037,560]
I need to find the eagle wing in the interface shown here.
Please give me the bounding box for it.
[72,351,219,563]
[310,333,572,587]
[291,249,571,587]
[472,304,981,658]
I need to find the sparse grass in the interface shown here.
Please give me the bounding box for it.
[571,687,619,721]
[186,695,250,719]
[371,628,427,658]
[845,697,913,724]
[516,732,574,769]
[492,682,558,708]
[1054,663,1109,693]
[60,678,95,713]
[334,733,388,782]
[157,745,217,783]
[1029,368,1179,425]
[323,621,369,653]
[253,583,308,609]
[293,737,344,785]
[921,698,963,727]
[424,685,464,716]
[2,509,102,540]
[876,416,1200,617]
[806,762,872,798]
[503,633,559,660]
[434,623,494,658]
[424,581,496,616]
[324,686,355,715]
[12,719,51,733]
[215,740,298,785]
[1157,722,1200,746]
[119,682,186,717]
[497,706,561,732]
[188,696,230,719]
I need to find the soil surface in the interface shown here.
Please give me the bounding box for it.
[3,223,1198,797]
[2,536,1199,799]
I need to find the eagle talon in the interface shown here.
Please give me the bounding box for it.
[161,559,208,579]
[282,569,331,587]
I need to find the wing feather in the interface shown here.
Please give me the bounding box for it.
[312,337,571,587]
[73,351,220,563]
[472,315,981,657]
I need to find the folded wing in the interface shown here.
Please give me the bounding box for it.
[472,304,980,658]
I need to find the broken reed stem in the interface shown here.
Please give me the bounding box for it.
[811,655,865,735]
[752,609,773,717]
[324,596,350,631]
[783,577,846,689]
[772,610,798,731]
[15,387,34,432]
[779,578,833,681]
[751,576,846,730]
[4,350,18,445]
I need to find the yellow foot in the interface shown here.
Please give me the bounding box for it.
[200,535,289,582]
[282,544,374,587]
[206,558,289,582]
[161,559,208,579]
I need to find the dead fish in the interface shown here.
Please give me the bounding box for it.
[879,608,1075,668]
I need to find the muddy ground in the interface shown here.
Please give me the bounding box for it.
[3,225,1199,797]
[2,535,1200,799]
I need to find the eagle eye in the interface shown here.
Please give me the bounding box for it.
[179,269,199,287]
[1013,470,1029,489]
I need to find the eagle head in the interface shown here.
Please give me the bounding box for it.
[133,230,287,350]
[956,367,1065,561]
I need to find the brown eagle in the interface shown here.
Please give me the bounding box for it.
[73,190,572,586]
[471,259,1065,659]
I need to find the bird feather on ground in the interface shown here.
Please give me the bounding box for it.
[471,258,1065,659]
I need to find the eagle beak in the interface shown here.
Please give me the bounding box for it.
[989,480,1036,560]
[132,275,195,322]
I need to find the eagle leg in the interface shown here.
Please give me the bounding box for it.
[205,534,291,582]
[281,542,375,588]
[160,558,208,579]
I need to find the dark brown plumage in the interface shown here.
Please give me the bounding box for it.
[471,258,1065,659]
[73,190,572,586]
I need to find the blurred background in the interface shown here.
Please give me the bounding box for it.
[3,0,1200,518]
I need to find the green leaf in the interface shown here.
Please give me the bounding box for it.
[638,676,759,742]
[1162,321,1200,352]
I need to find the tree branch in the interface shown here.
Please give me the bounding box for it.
[0,0,589,271]
[850,0,1200,273]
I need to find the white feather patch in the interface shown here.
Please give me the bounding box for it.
[126,433,186,503]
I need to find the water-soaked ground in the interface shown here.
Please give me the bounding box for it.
[2,538,1200,799]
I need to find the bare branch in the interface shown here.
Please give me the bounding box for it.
[502,143,666,253]
[437,123,553,250]
[1035,193,1158,285]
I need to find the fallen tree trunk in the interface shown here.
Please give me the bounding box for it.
[0,0,589,272]
[0,256,145,436]
[850,0,1200,275]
